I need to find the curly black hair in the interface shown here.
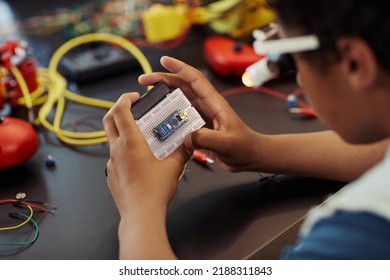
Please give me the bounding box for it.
[266,0,390,71]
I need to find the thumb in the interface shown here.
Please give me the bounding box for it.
[184,128,230,154]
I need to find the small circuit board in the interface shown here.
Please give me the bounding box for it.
[135,86,205,160]
[153,110,188,141]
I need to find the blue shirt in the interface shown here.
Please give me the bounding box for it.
[282,145,390,260]
[281,211,390,259]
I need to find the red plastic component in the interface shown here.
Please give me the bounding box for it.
[203,36,264,77]
[7,59,39,107]
[0,40,39,108]
[0,116,39,169]
[18,59,38,93]
[0,40,23,68]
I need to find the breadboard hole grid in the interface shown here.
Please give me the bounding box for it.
[136,88,205,159]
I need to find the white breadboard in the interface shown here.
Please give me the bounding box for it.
[135,88,205,159]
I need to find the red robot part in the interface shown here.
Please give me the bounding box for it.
[203,36,264,77]
[0,40,38,108]
[0,116,39,169]
[8,59,39,107]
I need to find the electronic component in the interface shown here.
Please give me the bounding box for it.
[58,43,143,83]
[135,85,205,160]
[0,195,56,247]
[192,150,214,164]
[288,107,316,119]
[16,192,27,200]
[153,110,188,141]
[131,81,171,120]
[45,154,56,168]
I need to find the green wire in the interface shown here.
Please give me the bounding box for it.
[0,213,39,246]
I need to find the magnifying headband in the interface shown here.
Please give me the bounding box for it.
[252,24,321,55]
[242,24,324,88]
[253,34,320,55]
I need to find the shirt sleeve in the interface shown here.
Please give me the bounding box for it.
[281,210,390,259]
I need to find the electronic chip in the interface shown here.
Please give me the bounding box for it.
[153,110,188,141]
[135,86,205,159]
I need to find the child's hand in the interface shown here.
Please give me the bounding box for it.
[103,92,191,217]
[139,56,260,172]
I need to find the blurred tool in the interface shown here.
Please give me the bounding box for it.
[286,91,316,119]
[288,107,316,119]
[192,150,214,164]
[57,42,143,83]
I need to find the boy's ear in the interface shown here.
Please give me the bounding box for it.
[337,37,378,90]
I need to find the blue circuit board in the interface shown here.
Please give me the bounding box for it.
[153,110,188,141]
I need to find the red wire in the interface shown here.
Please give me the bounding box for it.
[219,86,310,108]
[0,199,49,212]
[0,199,19,205]
[19,202,48,212]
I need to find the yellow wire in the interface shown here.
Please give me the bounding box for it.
[0,67,8,99]
[14,33,152,146]
[10,66,34,109]
[0,204,33,231]
[179,162,188,180]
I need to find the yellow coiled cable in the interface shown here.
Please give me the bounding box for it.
[13,33,152,146]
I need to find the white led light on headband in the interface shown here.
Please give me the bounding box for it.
[243,24,322,88]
